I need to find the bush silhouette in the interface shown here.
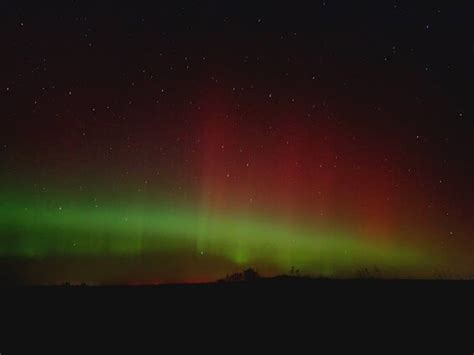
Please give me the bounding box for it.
[243,268,259,281]
[222,268,260,282]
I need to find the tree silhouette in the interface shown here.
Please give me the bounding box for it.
[243,268,259,281]
[222,268,260,282]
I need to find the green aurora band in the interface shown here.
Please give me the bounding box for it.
[0,189,441,283]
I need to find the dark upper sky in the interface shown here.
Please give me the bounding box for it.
[2,1,473,159]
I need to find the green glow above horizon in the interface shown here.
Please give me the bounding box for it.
[0,189,439,282]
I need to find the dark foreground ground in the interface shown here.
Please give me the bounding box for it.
[1,277,473,351]
[3,276,474,312]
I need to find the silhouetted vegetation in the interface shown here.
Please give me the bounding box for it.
[20,265,474,287]
[219,268,260,283]
[290,266,300,276]
[356,266,382,279]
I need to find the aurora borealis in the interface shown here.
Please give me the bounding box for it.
[1,1,473,284]
[0,187,439,283]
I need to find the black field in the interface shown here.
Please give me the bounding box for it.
[1,278,473,351]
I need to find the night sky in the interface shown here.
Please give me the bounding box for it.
[1,1,473,284]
